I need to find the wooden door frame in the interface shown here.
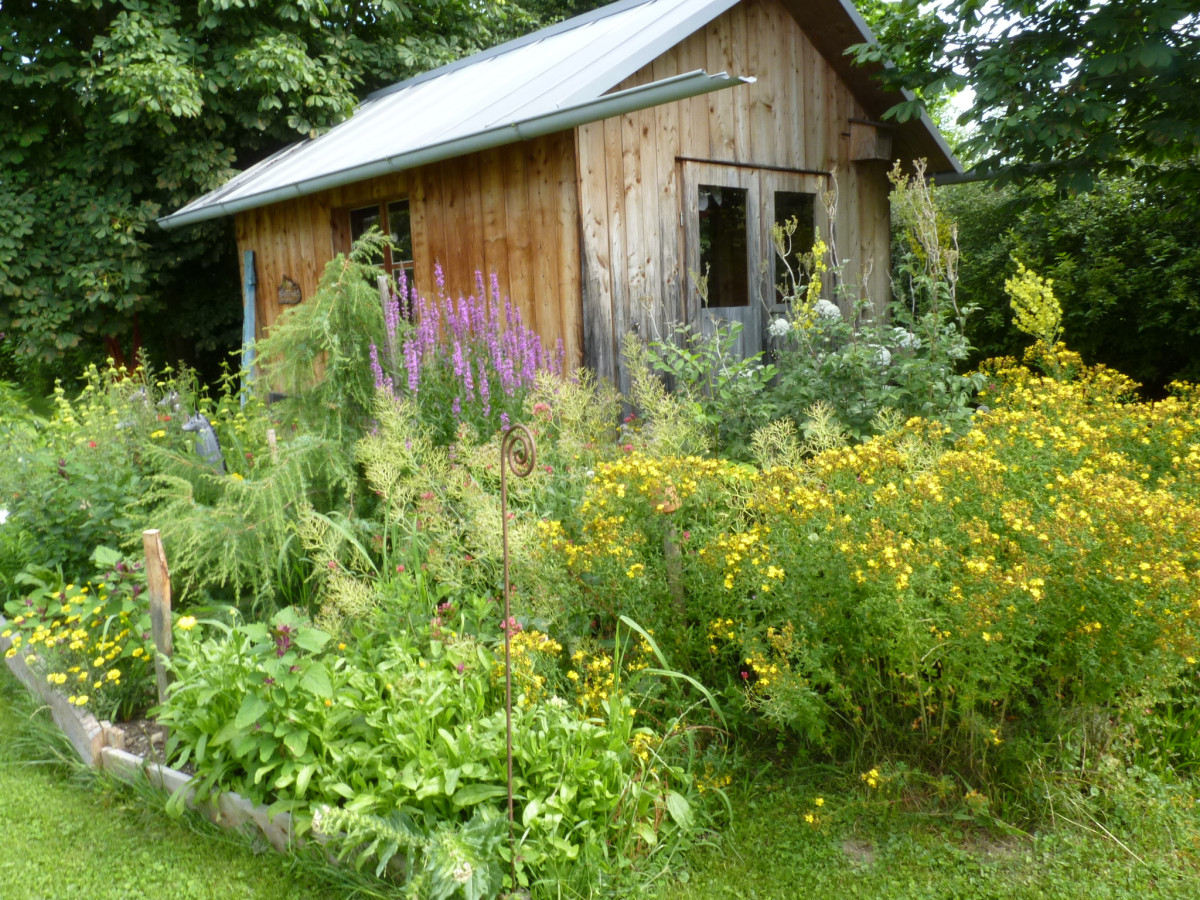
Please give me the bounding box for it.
[679,160,826,360]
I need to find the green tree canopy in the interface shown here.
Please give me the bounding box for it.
[853,0,1200,191]
[940,176,1200,393]
[0,0,516,374]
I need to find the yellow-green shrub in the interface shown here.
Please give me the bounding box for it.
[528,346,1200,782]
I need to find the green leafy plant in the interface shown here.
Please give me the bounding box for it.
[766,164,984,443]
[3,546,156,720]
[642,322,776,457]
[159,601,711,897]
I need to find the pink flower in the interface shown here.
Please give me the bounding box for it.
[396,564,406,573]
[622,443,633,454]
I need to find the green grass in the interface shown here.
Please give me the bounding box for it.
[649,769,1200,900]
[0,669,348,900]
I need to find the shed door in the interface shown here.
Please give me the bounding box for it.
[681,162,824,361]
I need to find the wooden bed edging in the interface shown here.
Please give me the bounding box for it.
[2,613,297,854]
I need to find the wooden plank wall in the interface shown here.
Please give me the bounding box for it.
[234,131,583,369]
[575,0,894,386]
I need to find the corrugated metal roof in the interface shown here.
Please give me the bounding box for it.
[160,0,959,229]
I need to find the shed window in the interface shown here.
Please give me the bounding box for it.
[698,185,749,308]
[349,198,414,287]
[773,191,815,302]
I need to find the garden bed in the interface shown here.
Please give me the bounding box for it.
[1,613,295,853]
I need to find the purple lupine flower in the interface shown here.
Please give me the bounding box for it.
[452,339,465,379]
[404,338,420,394]
[461,344,474,400]
[478,359,491,417]
[435,262,446,298]
[370,343,386,391]
[500,411,510,430]
[452,396,462,420]
[395,269,409,318]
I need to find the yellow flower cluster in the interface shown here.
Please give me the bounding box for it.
[696,762,733,794]
[1005,261,1062,347]
[494,629,563,708]
[630,730,659,764]
[3,583,153,712]
[568,636,652,717]
[699,524,785,593]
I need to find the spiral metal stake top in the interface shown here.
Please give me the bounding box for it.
[500,424,535,891]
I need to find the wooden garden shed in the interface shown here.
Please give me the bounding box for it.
[160,0,960,388]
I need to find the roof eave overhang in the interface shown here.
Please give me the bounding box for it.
[777,0,962,175]
[158,69,753,230]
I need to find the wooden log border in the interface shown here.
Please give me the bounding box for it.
[1,613,298,853]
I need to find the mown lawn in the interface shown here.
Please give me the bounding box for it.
[0,669,345,900]
[651,771,1200,900]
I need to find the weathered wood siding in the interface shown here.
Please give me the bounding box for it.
[234,131,583,368]
[575,0,893,386]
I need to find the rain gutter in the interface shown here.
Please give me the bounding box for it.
[159,70,754,230]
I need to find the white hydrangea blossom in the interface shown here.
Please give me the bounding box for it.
[871,345,892,367]
[892,327,922,350]
[0,509,8,526]
[767,317,792,338]
[814,299,841,319]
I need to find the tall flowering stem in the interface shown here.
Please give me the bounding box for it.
[372,268,560,439]
[499,423,535,888]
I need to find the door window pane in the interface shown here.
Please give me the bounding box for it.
[698,184,749,308]
[774,191,815,302]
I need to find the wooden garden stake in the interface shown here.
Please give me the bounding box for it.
[378,274,399,379]
[143,529,174,705]
[266,427,279,464]
[658,485,685,615]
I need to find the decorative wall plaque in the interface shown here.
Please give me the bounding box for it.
[277,276,302,305]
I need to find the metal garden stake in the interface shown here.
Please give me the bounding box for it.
[500,423,535,889]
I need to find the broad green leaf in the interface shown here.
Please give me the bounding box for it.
[452,783,508,807]
[300,661,332,697]
[283,728,309,757]
[666,791,693,830]
[522,797,540,828]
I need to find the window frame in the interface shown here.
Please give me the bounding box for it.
[333,197,415,289]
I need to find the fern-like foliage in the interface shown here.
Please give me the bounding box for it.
[525,368,620,456]
[313,804,505,900]
[256,233,393,443]
[308,393,535,629]
[135,432,349,613]
[799,401,850,455]
[750,418,805,470]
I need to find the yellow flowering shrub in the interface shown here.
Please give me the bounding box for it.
[526,348,1200,780]
[1005,260,1062,347]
